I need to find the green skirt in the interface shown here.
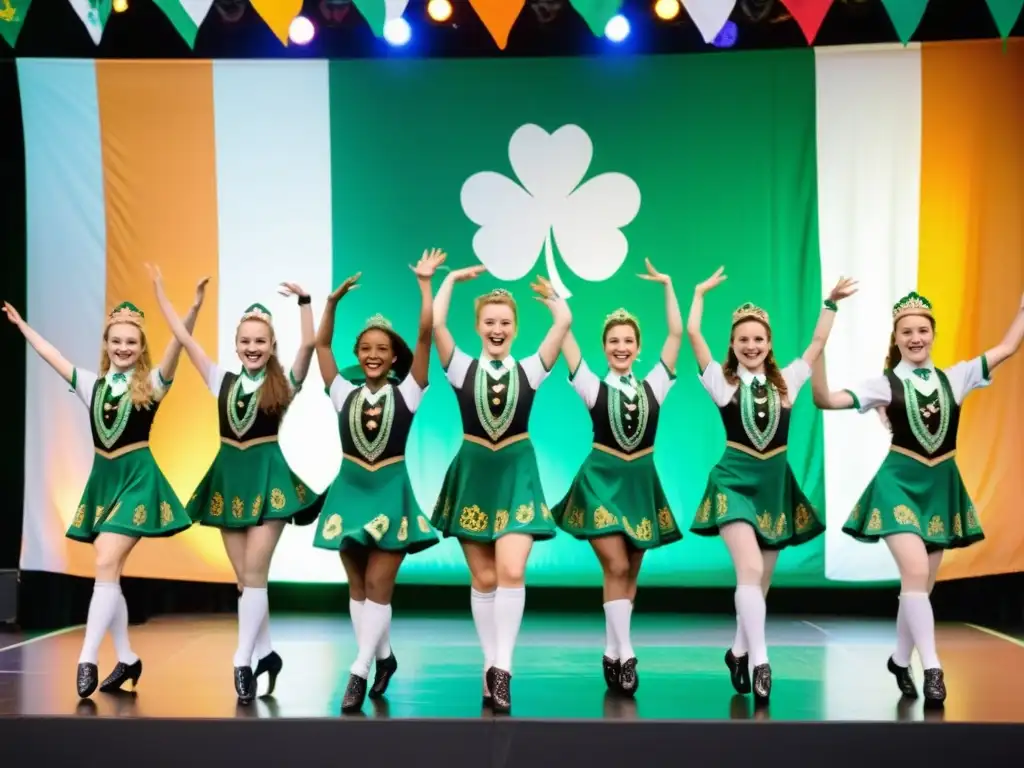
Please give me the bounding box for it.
[841,449,984,551]
[66,446,193,543]
[188,440,323,528]
[430,437,556,542]
[312,456,439,553]
[690,445,824,550]
[552,447,681,550]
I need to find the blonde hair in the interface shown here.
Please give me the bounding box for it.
[722,319,789,400]
[99,326,155,409]
[474,292,518,327]
[235,319,293,415]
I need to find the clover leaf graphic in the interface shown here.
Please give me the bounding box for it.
[460,124,641,299]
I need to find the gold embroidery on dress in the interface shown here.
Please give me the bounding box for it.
[757,511,773,536]
[541,503,552,521]
[251,495,263,518]
[417,516,432,534]
[95,505,106,524]
[952,513,963,537]
[774,512,786,538]
[657,507,675,533]
[567,507,585,528]
[133,505,147,526]
[159,501,173,526]
[295,483,307,504]
[270,488,286,510]
[927,515,944,536]
[73,504,86,528]
[594,506,618,529]
[515,503,535,525]
[322,513,342,539]
[366,514,390,541]
[966,504,978,530]
[715,493,728,519]
[848,503,861,523]
[867,508,882,531]
[893,505,920,529]
[623,516,653,541]
[794,504,810,532]
[696,497,711,524]
[398,517,409,541]
[211,492,224,517]
[109,501,121,521]
[494,510,509,533]
[459,505,488,532]
[232,496,244,519]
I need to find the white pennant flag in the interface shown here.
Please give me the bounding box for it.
[682,0,737,44]
[67,0,111,45]
[386,0,410,23]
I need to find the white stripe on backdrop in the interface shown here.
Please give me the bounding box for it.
[19,60,108,575]
[814,44,923,582]
[211,60,337,582]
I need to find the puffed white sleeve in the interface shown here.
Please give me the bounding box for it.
[844,375,892,413]
[71,368,98,407]
[149,368,171,401]
[568,360,601,410]
[781,359,812,402]
[205,364,227,397]
[328,375,358,413]
[444,347,473,389]
[698,360,734,408]
[519,353,551,390]
[398,374,428,414]
[943,356,992,405]
[644,360,677,405]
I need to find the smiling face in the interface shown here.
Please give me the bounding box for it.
[105,322,144,371]
[603,322,639,375]
[894,315,935,365]
[477,301,516,359]
[235,319,273,373]
[357,328,396,383]
[731,319,771,372]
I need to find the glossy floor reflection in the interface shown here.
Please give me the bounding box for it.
[1,614,1022,722]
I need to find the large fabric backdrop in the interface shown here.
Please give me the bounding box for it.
[16,41,1023,587]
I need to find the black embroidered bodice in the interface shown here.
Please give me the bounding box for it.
[89,379,160,452]
[884,370,958,458]
[591,380,660,454]
[454,360,535,443]
[719,379,791,454]
[218,372,281,442]
[339,384,415,464]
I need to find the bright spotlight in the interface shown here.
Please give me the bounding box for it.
[605,14,630,42]
[653,0,680,21]
[113,0,128,12]
[289,15,315,45]
[384,17,412,46]
[427,0,453,22]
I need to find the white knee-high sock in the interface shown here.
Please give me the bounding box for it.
[731,616,749,657]
[603,602,618,659]
[493,586,526,673]
[604,599,634,660]
[78,581,121,664]
[350,600,391,678]
[734,584,768,667]
[470,588,497,670]
[253,610,273,661]
[233,587,268,668]
[900,592,940,669]
[349,598,365,640]
[374,616,392,659]
[110,591,139,665]
[892,596,914,667]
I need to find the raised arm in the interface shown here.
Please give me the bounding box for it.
[278,282,315,387]
[531,275,572,371]
[316,273,360,389]
[686,267,727,373]
[432,264,486,369]
[561,330,583,374]
[981,291,1024,373]
[155,276,208,384]
[638,258,682,373]
[408,248,447,388]
[810,352,856,410]
[147,264,215,385]
[799,277,859,366]
[3,302,75,384]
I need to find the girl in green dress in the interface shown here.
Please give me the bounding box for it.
[312,249,445,713]
[430,267,572,714]
[811,290,1024,706]
[149,267,322,704]
[3,286,205,699]
[687,267,857,704]
[552,259,683,697]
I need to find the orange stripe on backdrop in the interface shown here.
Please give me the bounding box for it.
[71,60,231,582]
[918,40,1024,581]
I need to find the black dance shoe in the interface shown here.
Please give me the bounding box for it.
[725,649,751,695]
[77,663,98,699]
[342,674,368,713]
[369,653,397,699]
[234,666,255,704]
[922,668,946,707]
[254,651,283,697]
[602,656,622,693]
[99,659,143,693]
[619,657,639,697]
[486,666,512,714]
[887,656,918,699]
[752,663,772,705]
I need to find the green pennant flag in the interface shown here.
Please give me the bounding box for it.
[569,0,624,37]
[0,0,33,48]
[352,0,386,36]
[985,0,1023,38]
[153,0,214,49]
[879,0,930,44]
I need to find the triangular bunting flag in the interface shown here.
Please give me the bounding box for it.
[781,0,833,43]
[682,0,737,44]
[386,0,409,25]
[985,0,1023,39]
[153,0,214,48]
[469,0,525,50]
[67,0,111,45]
[568,0,623,36]
[251,0,301,45]
[0,0,32,48]
[879,0,929,44]
[351,0,385,36]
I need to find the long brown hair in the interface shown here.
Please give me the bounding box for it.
[237,319,293,415]
[98,326,155,409]
[885,315,936,372]
[722,319,789,401]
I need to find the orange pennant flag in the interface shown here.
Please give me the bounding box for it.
[469,0,526,50]
[251,0,302,45]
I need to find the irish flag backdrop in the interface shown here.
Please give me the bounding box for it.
[16,41,1023,587]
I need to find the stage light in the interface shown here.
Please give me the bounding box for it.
[113,0,128,12]
[427,0,453,22]
[605,14,630,42]
[712,20,738,48]
[384,17,412,46]
[653,0,680,20]
[289,15,315,44]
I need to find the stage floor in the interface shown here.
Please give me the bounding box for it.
[1,613,1023,722]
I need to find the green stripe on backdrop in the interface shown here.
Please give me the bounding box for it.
[328,52,824,587]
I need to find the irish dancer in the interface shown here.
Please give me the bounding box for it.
[812,290,1024,706]
[552,259,684,697]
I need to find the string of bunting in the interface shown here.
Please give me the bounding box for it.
[0,0,1021,50]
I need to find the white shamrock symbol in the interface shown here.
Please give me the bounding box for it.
[460,124,641,299]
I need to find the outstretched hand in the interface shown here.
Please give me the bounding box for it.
[449,265,486,283]
[695,267,727,295]
[278,282,309,299]
[828,276,859,303]
[411,248,447,279]
[530,275,569,316]
[2,301,24,327]
[327,273,361,304]
[637,258,671,285]
[194,276,211,307]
